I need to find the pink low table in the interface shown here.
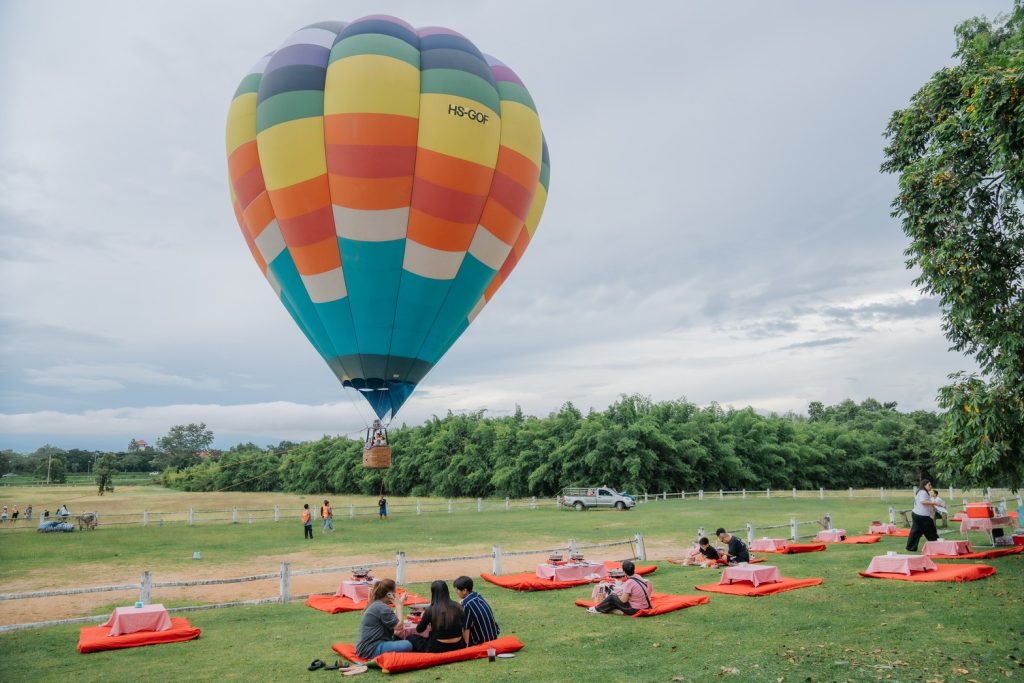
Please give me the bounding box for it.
[750,538,788,552]
[335,579,378,602]
[536,562,607,581]
[815,529,846,542]
[102,604,172,637]
[922,540,972,556]
[960,515,1014,546]
[869,523,897,535]
[865,554,938,575]
[719,564,781,587]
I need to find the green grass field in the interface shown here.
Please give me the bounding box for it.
[1,489,1022,682]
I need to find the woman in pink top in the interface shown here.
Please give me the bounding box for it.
[588,561,652,615]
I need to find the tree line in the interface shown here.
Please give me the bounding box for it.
[160,396,944,497]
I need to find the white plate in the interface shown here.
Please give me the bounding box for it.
[496,653,515,659]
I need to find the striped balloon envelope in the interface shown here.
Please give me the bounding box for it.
[225,16,550,420]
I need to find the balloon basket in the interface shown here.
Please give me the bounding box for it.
[363,445,391,469]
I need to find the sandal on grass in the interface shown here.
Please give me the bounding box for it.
[323,661,342,671]
[308,659,326,671]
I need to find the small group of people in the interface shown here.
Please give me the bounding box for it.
[301,497,388,537]
[355,576,499,659]
[683,528,750,567]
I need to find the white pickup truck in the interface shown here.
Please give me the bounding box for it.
[561,486,636,511]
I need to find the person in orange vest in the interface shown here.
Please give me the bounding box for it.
[302,504,313,539]
[321,499,334,532]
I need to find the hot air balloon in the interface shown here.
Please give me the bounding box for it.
[225,16,550,467]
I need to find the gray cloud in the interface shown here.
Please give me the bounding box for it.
[779,337,858,351]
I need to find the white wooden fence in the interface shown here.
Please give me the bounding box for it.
[0,534,644,633]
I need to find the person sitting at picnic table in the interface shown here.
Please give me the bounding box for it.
[453,575,500,646]
[698,537,722,567]
[587,560,653,615]
[406,580,466,654]
[716,528,750,564]
[355,579,413,658]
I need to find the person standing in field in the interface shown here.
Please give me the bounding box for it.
[378,495,388,520]
[11,505,18,521]
[302,503,313,539]
[24,505,32,521]
[906,479,941,552]
[322,499,334,532]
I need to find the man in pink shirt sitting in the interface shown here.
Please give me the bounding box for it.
[588,561,653,615]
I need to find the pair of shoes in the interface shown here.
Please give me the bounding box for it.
[586,606,599,614]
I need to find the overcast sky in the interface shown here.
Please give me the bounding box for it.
[0,1,1000,452]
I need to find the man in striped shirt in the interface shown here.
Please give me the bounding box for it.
[453,576,500,646]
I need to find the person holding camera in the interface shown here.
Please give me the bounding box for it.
[587,561,652,615]
[355,579,413,658]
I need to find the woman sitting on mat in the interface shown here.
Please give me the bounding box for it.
[587,561,653,615]
[407,580,466,653]
[355,579,413,659]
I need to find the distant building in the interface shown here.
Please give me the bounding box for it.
[130,439,149,449]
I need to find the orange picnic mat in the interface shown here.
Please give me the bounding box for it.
[332,636,524,673]
[827,535,881,544]
[78,617,201,653]
[927,546,1023,560]
[755,543,827,554]
[481,563,656,591]
[859,563,996,582]
[573,592,709,617]
[306,591,426,613]
[869,528,911,537]
[695,577,823,596]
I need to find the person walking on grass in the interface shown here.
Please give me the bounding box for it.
[302,503,313,539]
[322,499,334,532]
[906,479,941,552]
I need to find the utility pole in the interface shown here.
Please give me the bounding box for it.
[47,453,52,484]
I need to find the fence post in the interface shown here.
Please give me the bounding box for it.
[742,489,747,499]
[719,489,724,500]
[824,513,832,530]
[999,497,1008,516]
[819,487,824,500]
[477,498,482,512]
[880,487,885,500]
[448,500,453,514]
[745,522,754,544]
[140,571,152,604]
[505,497,510,512]
[790,516,798,541]
[416,501,422,515]
[395,551,406,585]
[188,508,194,526]
[555,496,560,508]
[888,506,896,525]
[766,488,771,499]
[274,505,280,522]
[681,491,685,500]
[698,490,704,501]
[530,496,537,510]
[986,487,992,501]
[697,526,705,542]
[248,513,253,524]
[1018,493,1023,507]
[848,487,853,498]
[143,510,149,527]
[634,532,647,561]
[232,508,238,524]
[349,504,355,519]
[568,538,578,554]
[792,487,796,498]
[492,545,503,575]
[279,562,290,604]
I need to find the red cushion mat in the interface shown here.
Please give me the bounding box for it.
[695,578,823,596]
[826,535,881,544]
[306,591,426,613]
[573,592,709,617]
[480,563,656,591]
[930,546,1022,559]
[859,563,996,582]
[756,543,827,554]
[77,617,200,653]
[332,636,523,673]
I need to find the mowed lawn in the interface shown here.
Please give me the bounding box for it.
[1,488,1022,682]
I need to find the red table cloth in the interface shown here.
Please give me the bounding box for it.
[865,554,937,576]
[922,540,972,556]
[959,515,1013,534]
[750,538,788,552]
[535,562,607,581]
[869,523,898,535]
[102,604,172,637]
[719,564,781,587]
